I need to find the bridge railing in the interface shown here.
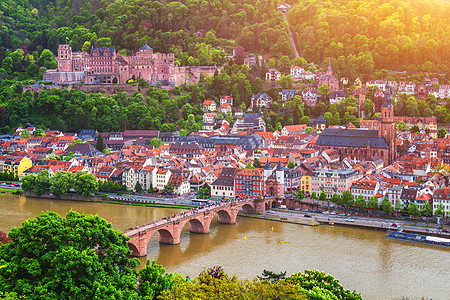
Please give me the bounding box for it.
[123,197,261,234]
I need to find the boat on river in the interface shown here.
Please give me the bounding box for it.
[385,230,450,247]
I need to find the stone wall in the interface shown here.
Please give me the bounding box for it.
[24,191,105,202]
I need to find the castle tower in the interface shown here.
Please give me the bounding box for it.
[57,44,72,72]
[379,83,396,165]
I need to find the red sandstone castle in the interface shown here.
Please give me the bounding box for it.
[44,44,217,86]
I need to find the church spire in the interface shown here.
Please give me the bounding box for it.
[327,61,332,74]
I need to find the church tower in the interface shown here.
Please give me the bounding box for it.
[379,83,396,165]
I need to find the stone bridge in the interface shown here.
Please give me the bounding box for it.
[124,197,277,256]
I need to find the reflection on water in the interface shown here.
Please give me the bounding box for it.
[0,194,448,300]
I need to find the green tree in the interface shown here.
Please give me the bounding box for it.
[434,202,445,218]
[34,170,50,195]
[420,201,432,223]
[275,122,283,132]
[356,195,366,214]
[33,128,46,136]
[81,41,91,53]
[381,197,394,216]
[285,270,362,299]
[296,190,305,200]
[151,138,163,149]
[305,127,313,134]
[163,183,174,195]
[253,158,262,168]
[408,203,420,223]
[39,49,58,69]
[367,196,379,216]
[138,260,175,299]
[437,128,447,139]
[277,75,293,89]
[258,269,287,283]
[342,190,354,210]
[299,116,310,125]
[74,172,98,196]
[95,133,105,152]
[319,191,327,201]
[21,174,36,191]
[395,200,403,213]
[179,129,188,136]
[1,57,13,74]
[49,171,74,198]
[318,84,331,104]
[20,130,30,139]
[397,121,409,131]
[0,211,139,300]
[310,192,317,201]
[287,161,295,169]
[69,139,82,148]
[135,181,143,193]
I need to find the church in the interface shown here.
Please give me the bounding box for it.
[315,85,396,166]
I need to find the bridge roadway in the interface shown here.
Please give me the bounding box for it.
[124,197,276,256]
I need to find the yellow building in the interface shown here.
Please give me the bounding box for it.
[300,175,310,195]
[1,156,33,179]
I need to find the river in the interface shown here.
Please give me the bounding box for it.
[0,194,448,300]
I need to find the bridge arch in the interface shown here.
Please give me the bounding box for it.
[216,209,233,224]
[187,218,209,234]
[127,242,140,256]
[240,203,256,214]
[157,228,176,244]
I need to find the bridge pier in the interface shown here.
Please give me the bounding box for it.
[254,198,267,214]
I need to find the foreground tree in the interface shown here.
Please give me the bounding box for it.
[161,268,361,300]
[138,260,175,300]
[0,211,139,300]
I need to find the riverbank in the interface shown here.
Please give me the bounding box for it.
[102,200,193,210]
[24,191,105,202]
[238,212,319,226]
[240,210,450,240]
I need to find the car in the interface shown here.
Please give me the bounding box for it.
[302,209,309,212]
[391,223,400,227]
[280,217,288,221]
[316,210,323,214]
[330,211,337,215]
[339,213,346,216]
[442,229,449,233]
[288,207,295,210]
[304,214,312,218]
[266,210,275,214]
[346,218,355,222]
[294,208,301,211]
[323,211,329,215]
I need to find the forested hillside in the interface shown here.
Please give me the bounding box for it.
[1,0,449,74]
[287,0,450,76]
